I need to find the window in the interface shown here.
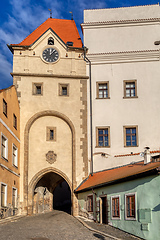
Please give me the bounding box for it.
[13,144,18,167]
[124,80,137,98]
[1,134,8,160]
[12,188,17,208]
[32,83,43,95]
[3,99,7,117]
[1,183,7,207]
[48,37,54,45]
[13,114,17,130]
[111,196,120,219]
[125,193,136,219]
[87,195,93,212]
[124,126,138,147]
[59,84,69,96]
[96,127,110,147]
[97,82,109,99]
[46,127,56,141]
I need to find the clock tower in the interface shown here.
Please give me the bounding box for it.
[8,18,88,216]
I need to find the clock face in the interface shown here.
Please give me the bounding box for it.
[42,47,59,63]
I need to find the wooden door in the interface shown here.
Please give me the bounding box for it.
[102,196,108,224]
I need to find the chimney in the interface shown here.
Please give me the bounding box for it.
[144,147,150,164]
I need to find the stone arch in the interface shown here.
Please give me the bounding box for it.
[23,110,76,215]
[28,167,72,214]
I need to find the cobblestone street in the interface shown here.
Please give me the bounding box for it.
[0,211,141,240]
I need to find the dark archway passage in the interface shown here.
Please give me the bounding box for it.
[33,172,71,214]
[53,181,71,214]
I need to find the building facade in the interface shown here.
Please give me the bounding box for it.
[0,86,20,218]
[76,159,160,240]
[8,18,88,216]
[82,4,160,172]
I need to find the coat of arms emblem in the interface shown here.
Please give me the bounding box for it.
[46,151,57,164]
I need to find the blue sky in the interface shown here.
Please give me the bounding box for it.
[0,0,158,89]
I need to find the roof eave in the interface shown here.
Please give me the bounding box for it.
[75,168,159,193]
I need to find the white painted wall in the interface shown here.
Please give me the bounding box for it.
[83,5,160,172]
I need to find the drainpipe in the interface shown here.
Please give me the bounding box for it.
[83,46,93,176]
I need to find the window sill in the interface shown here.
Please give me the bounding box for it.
[111,217,121,220]
[13,164,18,169]
[96,97,110,100]
[125,217,136,221]
[3,113,8,118]
[124,145,138,148]
[123,96,138,99]
[59,95,69,97]
[1,156,8,162]
[95,146,110,148]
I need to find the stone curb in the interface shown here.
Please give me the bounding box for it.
[75,216,122,240]
[0,214,26,225]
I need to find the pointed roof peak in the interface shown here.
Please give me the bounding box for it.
[9,18,82,49]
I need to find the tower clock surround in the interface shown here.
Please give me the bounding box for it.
[41,46,60,64]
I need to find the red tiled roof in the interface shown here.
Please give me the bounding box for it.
[75,160,160,192]
[10,18,82,48]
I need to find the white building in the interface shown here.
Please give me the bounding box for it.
[82,4,160,172]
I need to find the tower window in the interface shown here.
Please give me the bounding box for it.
[32,83,43,96]
[46,127,56,141]
[59,84,69,96]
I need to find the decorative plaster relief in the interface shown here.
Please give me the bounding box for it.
[46,151,57,164]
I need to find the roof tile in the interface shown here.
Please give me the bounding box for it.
[75,160,160,192]
[10,18,82,48]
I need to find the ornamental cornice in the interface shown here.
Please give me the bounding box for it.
[82,18,160,28]
[10,72,89,79]
[86,49,160,64]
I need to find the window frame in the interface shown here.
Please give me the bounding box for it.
[111,195,120,220]
[59,83,69,96]
[87,194,93,212]
[123,80,137,98]
[125,193,136,220]
[96,81,110,99]
[13,114,17,130]
[3,99,7,117]
[1,183,7,207]
[32,82,43,95]
[46,127,56,142]
[96,127,110,148]
[1,133,8,160]
[123,126,138,147]
[12,144,18,167]
[12,187,18,208]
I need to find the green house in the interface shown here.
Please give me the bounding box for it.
[75,160,160,240]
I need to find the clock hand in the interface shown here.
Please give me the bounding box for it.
[50,49,56,55]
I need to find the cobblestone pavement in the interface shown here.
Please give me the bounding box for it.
[0,211,142,240]
[0,211,113,240]
[79,217,142,240]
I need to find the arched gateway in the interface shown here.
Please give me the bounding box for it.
[28,168,72,214]
[23,110,78,216]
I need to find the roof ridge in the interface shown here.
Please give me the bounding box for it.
[19,18,50,45]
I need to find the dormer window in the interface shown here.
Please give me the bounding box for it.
[48,37,54,45]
